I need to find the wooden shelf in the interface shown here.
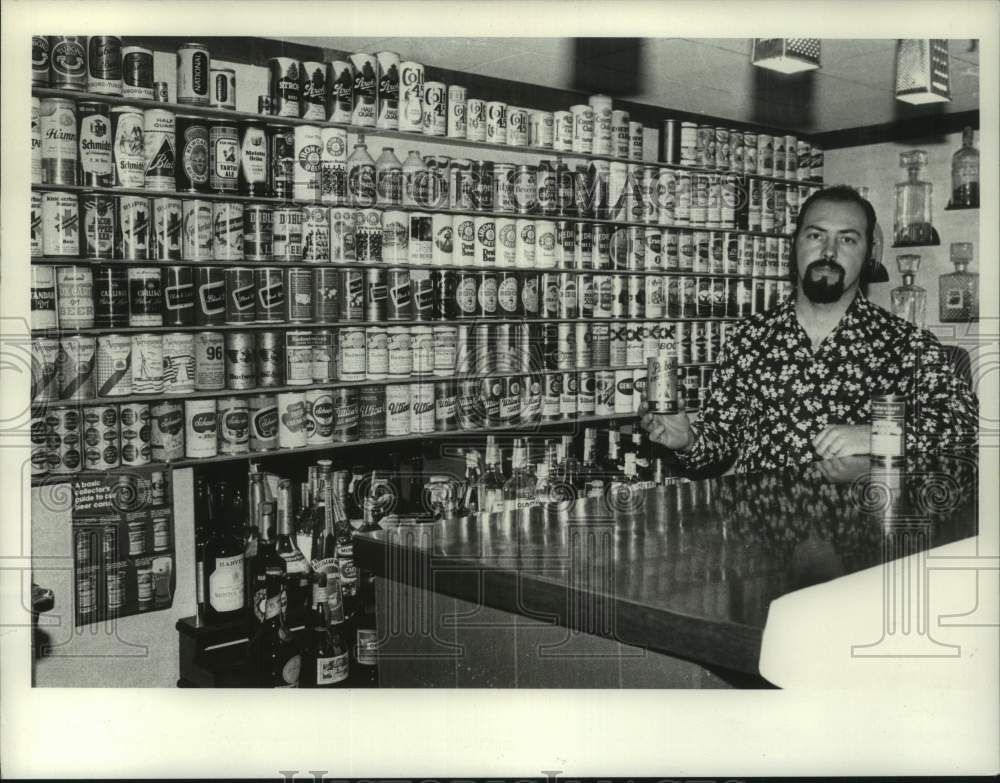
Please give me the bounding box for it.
[30,411,640,485]
[32,86,820,189]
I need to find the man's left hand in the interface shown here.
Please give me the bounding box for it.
[812,424,872,459]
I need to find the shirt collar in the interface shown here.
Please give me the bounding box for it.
[780,292,878,351]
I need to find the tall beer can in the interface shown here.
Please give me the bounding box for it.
[299,61,327,120]
[269,124,295,200]
[143,108,176,191]
[529,110,554,148]
[301,204,330,262]
[375,51,401,130]
[293,125,322,202]
[33,37,50,87]
[507,106,529,147]
[570,104,594,153]
[589,94,613,155]
[77,101,114,187]
[327,60,354,123]
[629,121,644,160]
[40,98,78,186]
[553,110,573,152]
[398,61,425,132]
[268,57,301,117]
[350,53,378,127]
[446,84,467,138]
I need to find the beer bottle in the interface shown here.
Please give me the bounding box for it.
[347,136,376,208]
[481,436,507,514]
[250,502,283,629]
[302,574,350,688]
[457,450,482,517]
[275,479,312,627]
[251,567,302,688]
[353,570,378,687]
[310,463,339,608]
[201,481,246,625]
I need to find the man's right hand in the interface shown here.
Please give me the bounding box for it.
[638,401,695,452]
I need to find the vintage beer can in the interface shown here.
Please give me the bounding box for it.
[507,105,529,147]
[354,208,381,263]
[31,337,59,405]
[304,388,334,445]
[569,104,594,154]
[30,191,43,256]
[410,325,433,375]
[31,266,58,331]
[397,60,424,132]
[81,404,119,470]
[107,105,144,189]
[349,53,378,127]
[113,195,149,260]
[93,334,131,398]
[268,124,295,200]
[306,268,336,324]
[47,406,81,475]
[76,101,113,187]
[486,100,507,145]
[333,388,360,443]
[251,330,283,388]
[431,381,455,431]
[276,392,307,449]
[193,331,224,391]
[647,351,678,414]
[176,43,211,106]
[193,267,225,326]
[355,386,385,441]
[48,36,87,90]
[373,51,401,130]
[224,331,256,390]
[54,265,92,328]
[410,383,435,434]
[248,395,278,452]
[272,206,303,262]
[210,67,236,110]
[338,327,366,381]
[208,201,242,260]
[628,121,644,161]
[280,330,310,387]
[42,191,79,257]
[148,401,184,462]
[339,269,364,321]
[161,332,195,395]
[386,326,413,378]
[296,60,326,121]
[119,45,153,101]
[382,385,409,437]
[529,110,554,148]
[33,36,51,87]
[127,266,162,327]
[79,194,113,260]
[214,397,249,456]
[143,108,176,191]
[223,267,255,324]
[56,335,96,402]
[292,124,322,202]
[268,57,301,118]
[148,197,182,261]
[255,267,285,323]
[118,402,151,467]
[364,326,389,381]
[326,59,354,123]
[242,204,273,261]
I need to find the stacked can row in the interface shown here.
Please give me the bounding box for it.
[32,363,714,476]
[30,316,738,405]
[35,262,792,333]
[661,119,823,182]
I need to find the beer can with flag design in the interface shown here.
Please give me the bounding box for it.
[82,404,120,470]
[150,401,185,462]
[162,332,195,394]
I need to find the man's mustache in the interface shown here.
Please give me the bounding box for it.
[805,258,846,276]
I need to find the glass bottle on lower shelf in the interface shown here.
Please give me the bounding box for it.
[939,242,979,323]
[890,254,927,328]
[951,126,979,208]
[353,573,378,687]
[302,575,351,689]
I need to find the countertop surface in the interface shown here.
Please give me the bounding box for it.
[354,453,979,676]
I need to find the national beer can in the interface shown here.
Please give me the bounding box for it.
[193,331,224,391]
[127,266,163,327]
[217,396,252,454]
[176,43,211,106]
[161,332,195,394]
[224,331,256,390]
[42,191,79,257]
[333,388,360,443]
[56,265,94,328]
[81,404,119,470]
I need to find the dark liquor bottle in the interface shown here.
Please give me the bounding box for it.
[302,575,351,688]
[310,463,338,607]
[201,482,245,625]
[252,569,302,688]
[250,502,283,628]
[631,430,652,483]
[353,570,379,687]
[243,469,265,603]
[275,478,312,627]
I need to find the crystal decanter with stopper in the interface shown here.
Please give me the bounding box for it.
[890,254,926,328]
[939,242,979,323]
[894,150,937,246]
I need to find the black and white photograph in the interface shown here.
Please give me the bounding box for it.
[1,1,997,780]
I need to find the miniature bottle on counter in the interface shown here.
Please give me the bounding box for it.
[890,254,927,328]
[939,242,979,322]
[950,126,979,208]
[481,436,507,514]
[503,438,536,508]
[894,150,935,246]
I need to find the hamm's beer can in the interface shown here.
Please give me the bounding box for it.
[249,394,279,451]
[376,51,400,130]
[333,388,360,443]
[82,404,119,470]
[646,352,678,413]
[277,392,308,449]
[95,334,132,397]
[350,52,378,127]
[150,401,185,462]
[162,332,195,394]
[40,98,77,186]
[184,399,217,458]
[217,396,250,455]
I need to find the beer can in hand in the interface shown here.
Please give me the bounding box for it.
[646,352,678,414]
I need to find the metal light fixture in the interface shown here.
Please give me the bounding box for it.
[751,39,821,74]
[895,39,951,105]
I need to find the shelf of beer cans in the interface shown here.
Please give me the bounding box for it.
[32,86,815,189]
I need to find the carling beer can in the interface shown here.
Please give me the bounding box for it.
[119,402,151,467]
[224,331,256,389]
[131,333,163,394]
[486,101,507,145]
[212,201,243,260]
[150,401,184,462]
[211,67,236,111]
[150,197,182,260]
[82,404,119,470]
[121,45,153,101]
[293,125,322,202]
[249,394,279,451]
[327,60,354,123]
[255,330,284,388]
[255,267,285,323]
[268,57,301,118]
[142,108,175,191]
[224,267,255,324]
[333,389,360,443]
[299,61,327,121]
[42,191,79,257]
[57,335,96,401]
[277,391,308,448]
[162,332,195,394]
[56,265,94,328]
[529,110,554,148]
[94,334,131,397]
[176,43,210,106]
[349,53,378,127]
[272,206,303,262]
[375,51,401,130]
[305,389,334,446]
[194,267,226,326]
[31,338,59,404]
[127,266,162,327]
[194,331,224,391]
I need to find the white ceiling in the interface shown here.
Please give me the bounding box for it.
[273,37,979,134]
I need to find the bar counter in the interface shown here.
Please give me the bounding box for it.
[354,452,978,688]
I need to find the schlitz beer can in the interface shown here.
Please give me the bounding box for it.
[161,332,195,395]
[176,43,211,106]
[223,331,256,390]
[149,401,184,462]
[77,101,113,187]
[272,206,303,262]
[55,265,93,328]
[143,108,176,191]
[174,115,210,193]
[211,67,236,110]
[253,330,284,388]
[215,396,250,455]
[486,101,507,145]
[194,267,226,326]
[33,36,50,86]
[131,333,163,394]
[180,199,211,261]
[119,402,151,467]
[82,404,119,470]
[119,45,153,101]
[184,399,217,458]
[305,389,336,446]
[40,98,77,186]
[255,267,285,323]
[193,331,224,390]
[127,266,162,327]
[267,57,300,118]
[225,267,256,324]
[57,335,96,401]
[338,327,366,381]
[94,334,131,397]
[277,392,308,449]
[248,395,278,452]
[49,36,87,90]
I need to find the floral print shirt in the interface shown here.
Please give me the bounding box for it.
[679,295,979,474]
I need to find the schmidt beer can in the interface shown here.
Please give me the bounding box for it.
[223,331,255,390]
[305,389,333,446]
[162,332,195,395]
[183,399,217,459]
[193,331,224,391]
[149,401,184,462]
[217,397,251,455]
[76,101,113,187]
[248,395,279,452]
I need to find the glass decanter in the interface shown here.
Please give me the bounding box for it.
[894,150,935,246]
[939,242,978,323]
[950,126,979,208]
[890,254,926,328]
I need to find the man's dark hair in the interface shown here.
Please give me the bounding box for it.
[790,184,878,287]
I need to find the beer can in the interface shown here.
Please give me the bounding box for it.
[304,268,336,324]
[150,197,182,260]
[42,97,81,176]
[268,57,301,118]
[397,60,424,132]
[224,331,256,390]
[507,106,529,147]
[269,124,295,199]
[76,101,113,188]
[376,209,407,265]
[252,330,283,388]
[222,267,254,324]
[611,369,632,414]
[304,388,334,445]
[47,405,81,475]
[590,369,612,415]
[277,392,308,449]
[157,333,192,396]
[127,266,162,327]
[626,321,645,366]
[471,216,496,267]
[281,330,311,386]
[148,401,184,462]
[291,124,322,202]
[371,51,402,130]
[298,61,327,121]
[333,388,360,443]
[42,191,79,257]
[870,394,907,465]
[82,408,115,477]
[408,212,432,265]
[755,133,773,177]
[538,374,560,422]
[211,67,236,111]
[193,267,225,326]
[57,335,96,402]
[119,402,151,466]
[216,396,251,456]
[180,198,212,261]
[31,266,58,331]
[385,326,413,378]
[411,325,434,375]
[254,267,285,323]
[272,206,303,262]
[211,201,243,260]
[380,268,410,321]
[408,267,433,321]
[142,108,175,191]
[557,372,576,418]
[338,269,363,321]
[55,265,93,329]
[629,121,644,161]
[383,385,409,437]
[193,331,224,391]
[238,204,272,261]
[317,128,348,206]
[486,101,507,145]
[575,370,594,415]
[354,208,382,263]
[338,327,366,381]
[491,162,514,213]
[121,45,153,100]
[249,394,279,452]
[33,36,50,87]
[546,110,571,153]
[94,334,131,398]
[349,53,377,127]
[355,386,385,441]
[569,104,594,154]
[364,326,388,381]
[410,383,435,434]
[487,219,514,270]
[425,325,456,377]
[433,381,457,432]
[30,192,42,256]
[529,110,554,148]
[176,43,210,106]
[327,60,354,124]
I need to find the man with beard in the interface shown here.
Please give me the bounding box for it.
[639,185,978,474]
